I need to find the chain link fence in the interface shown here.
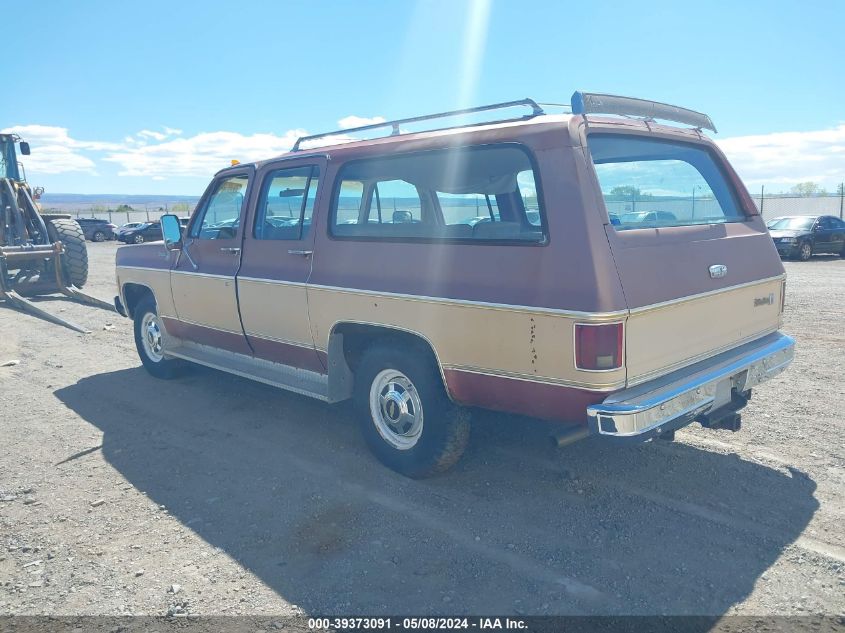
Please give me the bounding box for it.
[39,190,845,227]
[39,201,199,227]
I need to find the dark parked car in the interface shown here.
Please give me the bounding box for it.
[117,218,190,244]
[76,218,117,242]
[766,215,845,260]
[117,221,162,244]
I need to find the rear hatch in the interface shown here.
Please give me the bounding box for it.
[585,130,785,386]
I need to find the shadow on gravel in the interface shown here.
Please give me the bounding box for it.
[55,367,819,616]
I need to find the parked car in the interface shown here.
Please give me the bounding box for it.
[766,215,845,260]
[116,222,144,237]
[620,210,678,225]
[76,217,117,242]
[114,92,794,477]
[117,221,162,244]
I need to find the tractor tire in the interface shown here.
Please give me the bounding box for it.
[46,218,89,288]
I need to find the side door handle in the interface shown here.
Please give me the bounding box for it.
[287,249,313,257]
[220,247,241,254]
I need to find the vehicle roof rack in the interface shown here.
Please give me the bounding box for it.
[291,98,546,151]
[570,91,717,133]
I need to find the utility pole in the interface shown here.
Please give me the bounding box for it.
[839,182,843,220]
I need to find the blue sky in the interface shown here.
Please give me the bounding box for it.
[3,0,844,195]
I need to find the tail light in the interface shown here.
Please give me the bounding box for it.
[575,322,624,371]
[780,280,786,314]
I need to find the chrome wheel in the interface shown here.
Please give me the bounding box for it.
[800,242,812,261]
[141,311,164,362]
[369,369,424,450]
[134,234,145,244]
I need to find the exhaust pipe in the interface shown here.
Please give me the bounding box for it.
[551,426,591,448]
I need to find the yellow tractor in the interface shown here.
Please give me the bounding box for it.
[0,133,114,332]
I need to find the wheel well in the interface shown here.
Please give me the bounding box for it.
[122,283,154,319]
[327,322,450,402]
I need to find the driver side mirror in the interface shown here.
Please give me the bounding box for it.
[160,214,183,250]
[19,142,31,156]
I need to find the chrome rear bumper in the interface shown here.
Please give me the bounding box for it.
[587,332,794,439]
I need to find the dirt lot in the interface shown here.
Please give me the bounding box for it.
[0,241,843,617]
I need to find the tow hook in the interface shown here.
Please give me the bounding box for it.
[698,389,749,432]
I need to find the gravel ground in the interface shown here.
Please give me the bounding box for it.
[0,242,843,617]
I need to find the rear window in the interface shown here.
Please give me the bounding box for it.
[588,134,744,230]
[330,144,546,243]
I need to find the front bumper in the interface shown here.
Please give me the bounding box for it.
[774,241,799,257]
[587,332,794,440]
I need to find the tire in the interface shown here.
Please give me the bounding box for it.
[92,230,105,242]
[133,295,183,379]
[354,343,470,478]
[798,241,812,261]
[133,234,145,244]
[46,219,89,288]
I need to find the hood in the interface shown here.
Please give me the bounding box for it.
[768,229,806,239]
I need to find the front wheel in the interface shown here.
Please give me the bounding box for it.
[133,234,145,244]
[92,230,105,242]
[133,295,183,379]
[354,344,470,478]
[46,218,88,287]
[798,241,813,261]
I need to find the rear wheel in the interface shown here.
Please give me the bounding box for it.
[354,343,470,478]
[798,241,813,261]
[92,230,105,242]
[46,219,88,287]
[133,234,145,244]
[133,295,183,379]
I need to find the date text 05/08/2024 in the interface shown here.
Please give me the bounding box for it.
[308,617,527,630]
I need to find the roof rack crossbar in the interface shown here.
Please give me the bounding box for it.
[570,91,717,133]
[291,98,545,151]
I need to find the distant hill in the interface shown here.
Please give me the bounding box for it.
[39,193,201,212]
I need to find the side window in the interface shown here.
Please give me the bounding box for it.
[336,180,365,225]
[254,165,320,240]
[192,175,249,240]
[366,180,422,224]
[330,145,546,243]
[832,217,845,229]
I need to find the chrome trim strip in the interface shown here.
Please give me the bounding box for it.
[442,364,625,392]
[309,284,628,320]
[122,269,785,322]
[238,276,308,287]
[162,316,243,336]
[627,275,785,316]
[245,331,315,349]
[116,265,169,274]
[171,270,234,280]
[588,332,794,437]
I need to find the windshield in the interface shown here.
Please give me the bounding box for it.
[767,217,815,231]
[589,134,745,230]
[0,138,21,181]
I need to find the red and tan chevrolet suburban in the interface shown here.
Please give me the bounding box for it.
[114,93,794,477]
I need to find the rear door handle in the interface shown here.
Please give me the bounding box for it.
[287,249,313,257]
[220,247,241,254]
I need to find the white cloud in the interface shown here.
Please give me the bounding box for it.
[716,124,845,191]
[103,129,307,178]
[17,116,842,193]
[337,115,386,129]
[0,124,121,174]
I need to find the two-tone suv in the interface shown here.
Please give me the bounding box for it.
[114,92,794,477]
